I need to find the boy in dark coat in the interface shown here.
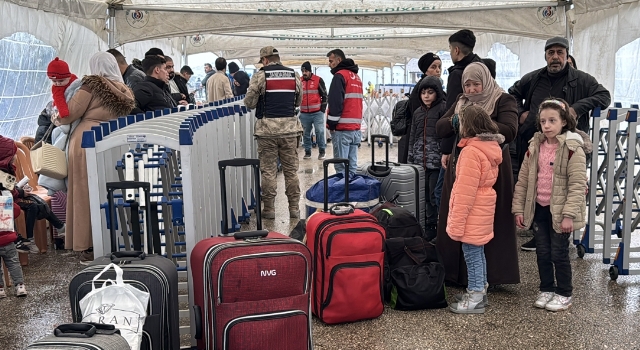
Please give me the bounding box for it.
[407,76,447,240]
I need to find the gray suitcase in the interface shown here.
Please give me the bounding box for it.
[29,323,129,350]
[357,134,426,229]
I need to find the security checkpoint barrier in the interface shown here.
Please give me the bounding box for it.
[363,95,403,147]
[82,97,258,346]
[575,104,640,280]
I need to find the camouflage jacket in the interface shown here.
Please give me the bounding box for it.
[244,62,303,138]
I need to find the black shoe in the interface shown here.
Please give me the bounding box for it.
[521,238,536,251]
[15,234,31,245]
[303,151,311,159]
[318,151,326,160]
[15,242,31,254]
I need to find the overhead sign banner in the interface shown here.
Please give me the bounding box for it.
[114,6,565,46]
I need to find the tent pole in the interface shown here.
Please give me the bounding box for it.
[107,7,116,49]
[183,36,188,66]
[565,3,572,54]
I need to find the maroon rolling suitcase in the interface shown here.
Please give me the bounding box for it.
[191,158,313,350]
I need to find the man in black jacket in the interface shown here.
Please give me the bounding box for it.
[132,55,177,113]
[228,62,250,96]
[508,36,610,251]
[446,29,483,110]
[107,48,146,89]
[164,56,189,105]
[440,30,483,176]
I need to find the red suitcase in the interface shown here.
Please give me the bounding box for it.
[191,158,313,350]
[306,159,386,324]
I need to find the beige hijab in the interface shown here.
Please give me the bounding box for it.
[454,62,504,116]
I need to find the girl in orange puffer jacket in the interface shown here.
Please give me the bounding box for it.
[447,105,504,314]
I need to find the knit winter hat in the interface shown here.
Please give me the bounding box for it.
[47,57,71,79]
[301,61,312,72]
[0,135,17,171]
[228,62,240,74]
[448,29,476,50]
[417,53,440,74]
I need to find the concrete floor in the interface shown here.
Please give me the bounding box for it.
[2,142,640,349]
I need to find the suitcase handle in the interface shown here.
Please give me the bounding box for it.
[368,134,392,177]
[193,305,203,339]
[219,158,262,234]
[84,323,120,335]
[234,230,269,240]
[110,251,146,263]
[54,324,97,338]
[322,159,349,211]
[329,203,355,216]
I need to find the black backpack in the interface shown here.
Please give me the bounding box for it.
[390,99,411,136]
[372,205,423,239]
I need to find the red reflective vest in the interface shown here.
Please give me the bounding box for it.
[301,74,322,113]
[334,69,363,131]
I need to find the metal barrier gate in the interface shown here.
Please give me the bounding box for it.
[575,104,640,280]
[83,97,257,347]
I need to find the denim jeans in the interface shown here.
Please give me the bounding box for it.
[331,130,361,175]
[299,111,326,152]
[0,243,25,287]
[534,204,573,297]
[462,243,487,292]
[434,167,445,210]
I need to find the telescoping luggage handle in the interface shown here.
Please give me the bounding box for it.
[106,181,161,255]
[218,158,262,236]
[369,134,392,177]
[322,158,350,212]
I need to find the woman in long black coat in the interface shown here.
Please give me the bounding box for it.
[435,62,520,286]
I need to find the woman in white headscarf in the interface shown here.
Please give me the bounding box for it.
[53,51,135,264]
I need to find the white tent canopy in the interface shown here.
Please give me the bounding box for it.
[1,0,640,96]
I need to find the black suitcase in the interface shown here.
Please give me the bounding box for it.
[69,181,179,350]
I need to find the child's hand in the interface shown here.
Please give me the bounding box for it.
[561,217,574,233]
[515,215,525,228]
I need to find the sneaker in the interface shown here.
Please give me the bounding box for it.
[545,294,572,312]
[289,210,300,219]
[262,210,276,220]
[15,284,27,297]
[0,287,6,299]
[521,238,536,251]
[303,151,312,159]
[57,223,66,236]
[15,242,31,254]
[449,290,485,314]
[16,234,30,245]
[79,249,94,266]
[318,151,326,160]
[534,292,555,309]
[455,283,489,307]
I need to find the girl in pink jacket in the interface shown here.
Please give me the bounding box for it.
[447,105,504,314]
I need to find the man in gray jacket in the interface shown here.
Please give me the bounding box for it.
[508,36,610,251]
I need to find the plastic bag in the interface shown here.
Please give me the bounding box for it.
[0,190,14,232]
[79,263,150,350]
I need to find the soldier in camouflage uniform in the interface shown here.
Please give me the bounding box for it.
[244,46,303,219]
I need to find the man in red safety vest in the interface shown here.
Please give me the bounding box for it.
[326,49,363,175]
[299,61,328,160]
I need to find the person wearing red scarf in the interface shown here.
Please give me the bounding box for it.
[47,57,78,118]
